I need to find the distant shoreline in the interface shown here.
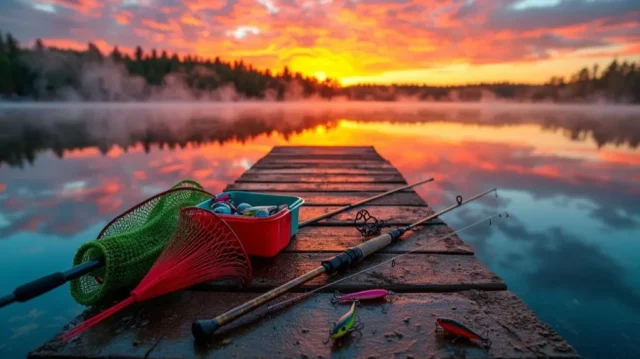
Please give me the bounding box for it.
[1,100,639,112]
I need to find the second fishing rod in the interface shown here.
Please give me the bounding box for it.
[192,187,497,341]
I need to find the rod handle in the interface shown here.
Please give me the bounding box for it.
[13,272,67,303]
[192,319,221,342]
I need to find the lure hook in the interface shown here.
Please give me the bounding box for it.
[456,195,463,205]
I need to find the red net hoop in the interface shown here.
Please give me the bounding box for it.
[61,207,252,342]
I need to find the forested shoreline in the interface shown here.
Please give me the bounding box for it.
[1,32,639,103]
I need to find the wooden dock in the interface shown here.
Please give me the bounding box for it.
[29,146,579,359]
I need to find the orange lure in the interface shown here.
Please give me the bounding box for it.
[435,317,492,348]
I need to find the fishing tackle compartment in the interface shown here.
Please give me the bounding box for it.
[197,191,304,257]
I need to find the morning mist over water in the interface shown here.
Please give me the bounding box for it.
[0,102,639,359]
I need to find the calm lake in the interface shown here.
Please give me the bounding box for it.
[0,102,638,359]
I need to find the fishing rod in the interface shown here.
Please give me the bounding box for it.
[298,177,434,227]
[0,178,434,309]
[191,187,497,342]
[267,211,507,311]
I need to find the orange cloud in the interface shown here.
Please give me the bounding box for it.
[185,0,226,12]
[141,19,182,34]
[114,11,132,25]
[181,13,203,27]
[134,171,148,180]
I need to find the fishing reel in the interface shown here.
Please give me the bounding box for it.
[353,209,386,237]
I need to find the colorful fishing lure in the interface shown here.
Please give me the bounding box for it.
[331,289,393,304]
[435,317,492,348]
[329,302,363,340]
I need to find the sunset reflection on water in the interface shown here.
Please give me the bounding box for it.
[0,103,639,359]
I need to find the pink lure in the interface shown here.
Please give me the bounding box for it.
[334,289,391,303]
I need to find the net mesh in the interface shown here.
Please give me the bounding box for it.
[70,180,212,306]
[61,207,252,342]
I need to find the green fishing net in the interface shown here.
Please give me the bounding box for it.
[70,180,212,306]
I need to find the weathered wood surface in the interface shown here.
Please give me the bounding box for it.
[257,158,389,165]
[29,145,579,359]
[270,145,377,155]
[196,253,505,292]
[30,292,578,359]
[252,162,396,170]
[227,182,417,192]
[298,205,443,225]
[244,168,402,175]
[263,154,385,161]
[236,173,406,183]
[245,191,428,206]
[286,226,473,254]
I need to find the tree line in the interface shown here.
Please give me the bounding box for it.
[0,31,639,103]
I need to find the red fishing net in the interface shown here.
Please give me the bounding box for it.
[60,207,252,342]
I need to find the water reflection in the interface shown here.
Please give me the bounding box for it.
[0,103,639,359]
[1,103,640,168]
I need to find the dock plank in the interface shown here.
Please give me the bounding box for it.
[235,173,406,183]
[244,168,402,175]
[275,191,427,206]
[262,154,385,161]
[298,205,442,225]
[286,226,473,254]
[257,158,388,165]
[226,182,415,192]
[29,292,578,359]
[270,146,376,155]
[198,253,505,292]
[252,162,396,170]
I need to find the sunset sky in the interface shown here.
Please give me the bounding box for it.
[1,0,639,85]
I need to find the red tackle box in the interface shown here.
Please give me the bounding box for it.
[196,191,304,258]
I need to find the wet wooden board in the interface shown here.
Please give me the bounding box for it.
[263,154,385,161]
[244,168,402,175]
[252,162,396,170]
[270,145,377,155]
[198,253,505,292]
[226,182,415,192]
[298,205,443,225]
[235,173,406,183]
[29,292,578,359]
[257,158,389,165]
[237,191,428,206]
[286,226,473,254]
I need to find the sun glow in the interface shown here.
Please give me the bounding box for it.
[315,71,327,82]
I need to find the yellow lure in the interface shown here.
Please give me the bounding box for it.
[329,302,357,339]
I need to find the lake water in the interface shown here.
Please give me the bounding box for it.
[0,102,638,359]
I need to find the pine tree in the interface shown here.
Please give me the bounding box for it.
[135,46,143,61]
[110,46,122,62]
[35,38,45,51]
[6,33,19,58]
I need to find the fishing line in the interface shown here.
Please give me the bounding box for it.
[267,211,508,311]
